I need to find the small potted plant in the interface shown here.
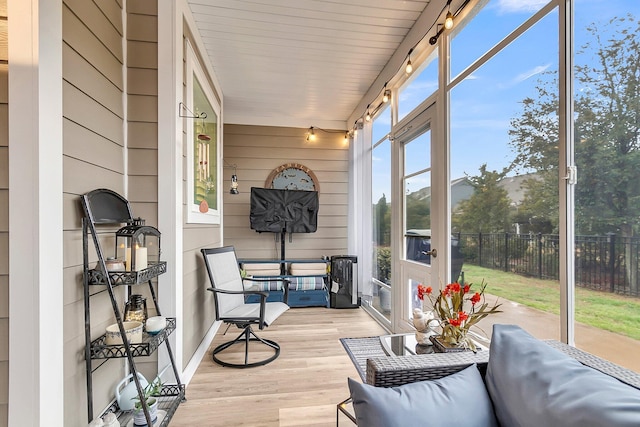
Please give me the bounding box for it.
[131,377,162,426]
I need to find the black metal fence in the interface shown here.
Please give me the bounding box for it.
[456,232,640,297]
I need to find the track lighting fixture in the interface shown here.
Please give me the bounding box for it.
[344,131,349,144]
[365,109,372,122]
[383,90,390,103]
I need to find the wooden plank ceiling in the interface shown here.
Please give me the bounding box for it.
[187,0,431,129]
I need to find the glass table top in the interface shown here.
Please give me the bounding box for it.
[379,333,436,356]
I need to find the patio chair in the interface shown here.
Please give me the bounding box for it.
[201,246,290,368]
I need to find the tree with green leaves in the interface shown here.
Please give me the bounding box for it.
[374,193,390,246]
[452,164,512,233]
[509,14,640,238]
[509,14,640,291]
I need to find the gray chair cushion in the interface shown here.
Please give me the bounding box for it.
[486,324,640,427]
[348,364,498,427]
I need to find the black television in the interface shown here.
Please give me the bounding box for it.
[250,187,319,233]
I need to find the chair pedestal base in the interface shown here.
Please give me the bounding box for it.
[212,325,280,368]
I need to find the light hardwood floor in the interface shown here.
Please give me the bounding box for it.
[170,307,387,427]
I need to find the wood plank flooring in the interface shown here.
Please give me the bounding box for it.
[170,307,387,427]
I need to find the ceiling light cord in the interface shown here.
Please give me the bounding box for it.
[351,0,471,131]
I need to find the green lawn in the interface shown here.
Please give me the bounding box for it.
[461,265,640,340]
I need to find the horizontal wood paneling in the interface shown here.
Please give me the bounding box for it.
[127,67,157,96]
[127,40,157,69]
[181,268,216,367]
[0,361,6,403]
[64,81,124,145]
[0,234,6,275]
[63,5,123,90]
[129,202,158,225]
[0,21,5,60]
[0,277,6,317]
[64,0,123,61]
[127,175,158,202]
[127,0,157,15]
[0,64,6,103]
[223,124,349,260]
[95,0,124,35]
[128,148,157,175]
[127,12,157,42]
[63,1,124,422]
[0,104,7,147]
[63,44,123,118]
[62,156,124,197]
[63,119,124,174]
[128,121,158,149]
[128,94,157,122]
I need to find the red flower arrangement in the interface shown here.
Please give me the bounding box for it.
[417,280,501,351]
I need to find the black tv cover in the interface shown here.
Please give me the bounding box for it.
[250,187,319,233]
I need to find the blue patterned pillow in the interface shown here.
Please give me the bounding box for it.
[348,364,498,427]
[486,324,640,427]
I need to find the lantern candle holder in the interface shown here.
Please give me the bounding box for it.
[115,218,161,272]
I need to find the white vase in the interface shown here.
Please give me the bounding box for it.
[132,399,158,426]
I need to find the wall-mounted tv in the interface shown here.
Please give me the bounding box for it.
[250,187,319,233]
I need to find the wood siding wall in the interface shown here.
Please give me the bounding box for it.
[125,0,160,385]
[181,35,220,368]
[223,125,349,260]
[62,0,126,423]
[0,1,8,425]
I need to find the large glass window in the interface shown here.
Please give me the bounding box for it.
[370,105,392,321]
[450,3,560,342]
[574,0,640,370]
[398,52,438,122]
[450,0,552,81]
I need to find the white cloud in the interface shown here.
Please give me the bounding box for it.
[513,64,550,83]
[495,0,549,14]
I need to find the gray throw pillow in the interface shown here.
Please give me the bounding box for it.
[348,364,498,427]
[486,324,640,427]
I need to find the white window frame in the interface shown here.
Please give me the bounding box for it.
[185,40,222,224]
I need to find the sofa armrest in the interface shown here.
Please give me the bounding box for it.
[366,339,640,390]
[366,350,490,387]
[544,340,640,390]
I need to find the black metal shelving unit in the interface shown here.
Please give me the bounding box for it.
[82,189,184,426]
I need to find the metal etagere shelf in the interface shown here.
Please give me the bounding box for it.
[82,188,184,427]
[87,262,167,286]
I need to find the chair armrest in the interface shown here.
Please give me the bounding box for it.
[207,286,267,298]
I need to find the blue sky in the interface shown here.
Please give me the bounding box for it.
[371,0,639,202]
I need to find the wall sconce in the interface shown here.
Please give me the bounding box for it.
[230,173,239,194]
[306,127,316,142]
[224,160,240,195]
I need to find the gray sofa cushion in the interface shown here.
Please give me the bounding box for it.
[348,364,498,427]
[486,324,640,427]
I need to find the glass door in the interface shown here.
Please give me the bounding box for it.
[392,101,440,331]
